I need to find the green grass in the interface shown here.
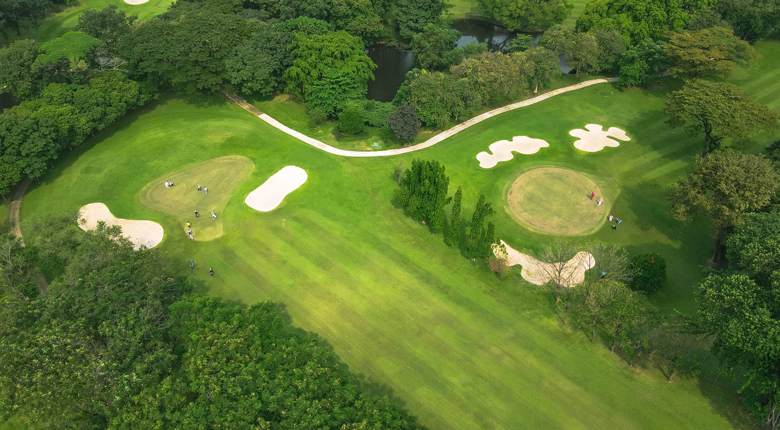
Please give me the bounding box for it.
[447,0,489,20]
[4,0,172,46]
[20,64,767,427]
[139,155,255,241]
[563,0,590,27]
[507,166,610,235]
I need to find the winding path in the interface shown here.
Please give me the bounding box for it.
[8,178,49,292]
[223,77,618,157]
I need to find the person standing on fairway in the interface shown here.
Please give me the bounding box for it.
[190,259,194,269]
[590,192,595,200]
[197,184,202,191]
[609,214,613,222]
[209,267,214,276]
[598,198,603,207]
[189,232,194,240]
[194,210,199,219]
[211,211,216,220]
[204,187,208,195]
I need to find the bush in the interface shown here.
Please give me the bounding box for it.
[308,106,328,126]
[338,105,364,135]
[387,103,421,142]
[629,253,666,294]
[363,100,395,127]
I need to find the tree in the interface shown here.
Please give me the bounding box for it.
[0,39,43,100]
[0,0,51,38]
[283,30,376,104]
[578,279,623,343]
[225,23,293,96]
[540,24,574,55]
[388,103,421,142]
[576,0,690,44]
[628,253,666,294]
[767,139,780,162]
[593,29,626,73]
[75,5,136,55]
[726,211,780,287]
[525,46,560,93]
[535,238,591,324]
[121,2,254,93]
[664,79,779,156]
[465,194,494,260]
[669,151,779,262]
[410,23,462,70]
[664,27,757,80]
[328,0,384,43]
[451,51,531,103]
[338,103,365,135]
[617,38,667,89]
[445,186,461,247]
[600,285,656,355]
[395,0,447,41]
[648,321,705,382]
[394,159,451,234]
[479,0,571,31]
[305,67,367,117]
[716,0,780,41]
[488,241,510,279]
[33,31,103,83]
[582,242,632,292]
[393,160,406,185]
[568,31,600,77]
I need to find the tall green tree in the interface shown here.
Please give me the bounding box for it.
[0,39,43,100]
[225,22,293,96]
[716,0,780,41]
[576,0,691,44]
[387,103,421,142]
[394,159,451,234]
[525,46,560,93]
[465,194,494,259]
[33,31,103,83]
[410,23,462,70]
[283,30,376,107]
[669,151,779,262]
[396,0,447,41]
[479,0,571,31]
[664,26,757,80]
[664,79,779,156]
[445,186,462,247]
[617,38,667,89]
[75,5,136,55]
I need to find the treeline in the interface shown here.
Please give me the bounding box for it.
[0,215,424,429]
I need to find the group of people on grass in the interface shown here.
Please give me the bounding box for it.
[589,192,624,231]
[165,180,217,276]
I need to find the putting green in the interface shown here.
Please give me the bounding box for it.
[139,155,254,241]
[507,167,607,235]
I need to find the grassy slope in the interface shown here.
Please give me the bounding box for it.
[447,0,589,24]
[20,62,770,427]
[4,0,172,45]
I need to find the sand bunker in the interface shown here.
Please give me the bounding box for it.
[496,240,595,287]
[123,0,148,4]
[570,124,630,152]
[476,136,550,168]
[245,166,307,212]
[79,203,164,250]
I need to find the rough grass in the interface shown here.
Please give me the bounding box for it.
[507,166,609,235]
[139,155,255,242]
[3,0,172,46]
[19,60,768,427]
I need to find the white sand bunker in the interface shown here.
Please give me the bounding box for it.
[570,124,630,152]
[124,0,148,4]
[476,136,549,168]
[245,166,307,212]
[496,240,595,287]
[79,203,164,250]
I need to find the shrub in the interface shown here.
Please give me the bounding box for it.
[387,103,421,142]
[363,100,395,127]
[338,105,364,135]
[629,253,666,294]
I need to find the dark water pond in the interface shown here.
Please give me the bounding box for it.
[366,45,413,102]
[366,19,557,102]
[451,19,517,52]
[0,93,19,112]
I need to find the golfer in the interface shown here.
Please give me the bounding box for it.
[211,211,216,220]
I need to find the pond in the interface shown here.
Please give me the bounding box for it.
[366,19,559,102]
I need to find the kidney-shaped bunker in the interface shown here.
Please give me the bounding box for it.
[245,166,308,212]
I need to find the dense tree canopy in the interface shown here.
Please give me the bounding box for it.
[664,79,779,156]
[225,22,293,95]
[75,5,136,55]
[395,159,451,233]
[0,39,43,100]
[576,0,691,44]
[388,103,421,142]
[669,151,779,261]
[396,0,448,41]
[716,0,780,41]
[410,23,462,70]
[479,0,571,31]
[664,27,757,80]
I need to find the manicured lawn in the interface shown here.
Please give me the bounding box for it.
[447,0,490,20]
[21,69,760,428]
[139,155,255,241]
[563,0,590,27]
[4,0,172,45]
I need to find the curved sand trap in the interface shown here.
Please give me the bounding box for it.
[570,124,630,152]
[496,240,595,287]
[476,136,549,168]
[79,203,164,250]
[124,0,148,4]
[245,166,307,212]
